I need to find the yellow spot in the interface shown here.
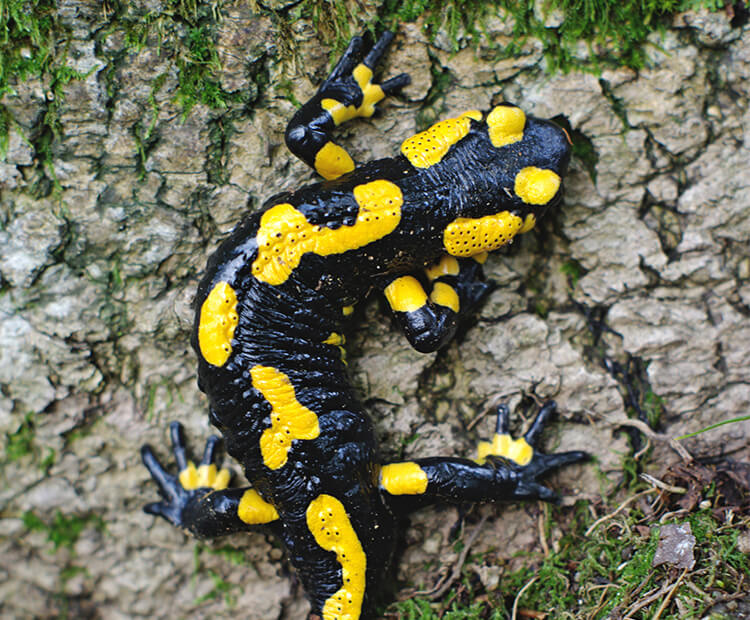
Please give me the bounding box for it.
[424,255,460,281]
[486,105,526,148]
[443,211,523,257]
[477,434,533,466]
[179,462,231,491]
[324,332,347,362]
[307,495,367,620]
[473,251,489,264]
[320,64,384,127]
[379,462,428,495]
[352,64,385,117]
[514,167,561,205]
[430,282,460,313]
[198,282,239,367]
[314,141,355,180]
[342,305,354,316]
[321,98,356,126]
[383,276,427,313]
[238,488,279,524]
[252,180,402,286]
[462,109,483,121]
[401,112,477,168]
[323,332,345,346]
[519,213,537,234]
[251,365,320,470]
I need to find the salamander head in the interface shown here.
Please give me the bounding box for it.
[482,102,571,216]
[404,104,572,259]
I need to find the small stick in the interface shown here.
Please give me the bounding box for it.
[639,472,687,494]
[651,567,689,620]
[512,577,538,620]
[585,488,658,537]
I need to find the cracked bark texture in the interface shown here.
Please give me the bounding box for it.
[1,3,749,618]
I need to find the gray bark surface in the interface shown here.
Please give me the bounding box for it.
[1,3,748,618]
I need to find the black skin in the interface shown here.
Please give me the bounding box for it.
[141,32,587,619]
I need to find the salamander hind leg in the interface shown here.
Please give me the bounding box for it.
[379,402,588,509]
[285,31,410,180]
[477,401,589,502]
[141,422,278,538]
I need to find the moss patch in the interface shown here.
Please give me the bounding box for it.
[1,0,730,167]
[113,1,244,115]
[22,510,106,551]
[0,0,57,103]
[3,412,56,472]
[378,0,732,71]
[1,1,66,179]
[385,463,750,618]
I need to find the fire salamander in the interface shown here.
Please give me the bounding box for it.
[141,32,587,620]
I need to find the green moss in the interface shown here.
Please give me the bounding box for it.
[39,447,56,471]
[387,582,506,619]
[0,0,56,100]
[174,22,231,114]
[1,0,251,170]
[22,510,106,551]
[0,0,93,191]
[3,412,56,471]
[378,0,729,71]
[619,451,644,488]
[194,569,238,606]
[204,544,252,567]
[643,389,664,427]
[192,544,244,607]
[388,598,436,619]
[300,0,356,49]
[59,564,88,582]
[4,412,35,461]
[0,0,56,163]
[387,494,749,618]
[117,0,276,117]
[381,0,491,51]
[0,103,12,154]
[560,258,584,290]
[271,0,730,84]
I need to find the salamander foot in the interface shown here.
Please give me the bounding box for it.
[478,402,589,502]
[141,422,232,527]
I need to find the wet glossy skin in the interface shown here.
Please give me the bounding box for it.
[141,32,586,620]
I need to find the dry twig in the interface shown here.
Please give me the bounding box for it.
[585,488,658,537]
[651,567,689,620]
[512,576,538,620]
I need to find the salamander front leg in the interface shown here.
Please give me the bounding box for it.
[383,255,495,353]
[141,422,278,538]
[285,31,410,180]
[379,402,588,510]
